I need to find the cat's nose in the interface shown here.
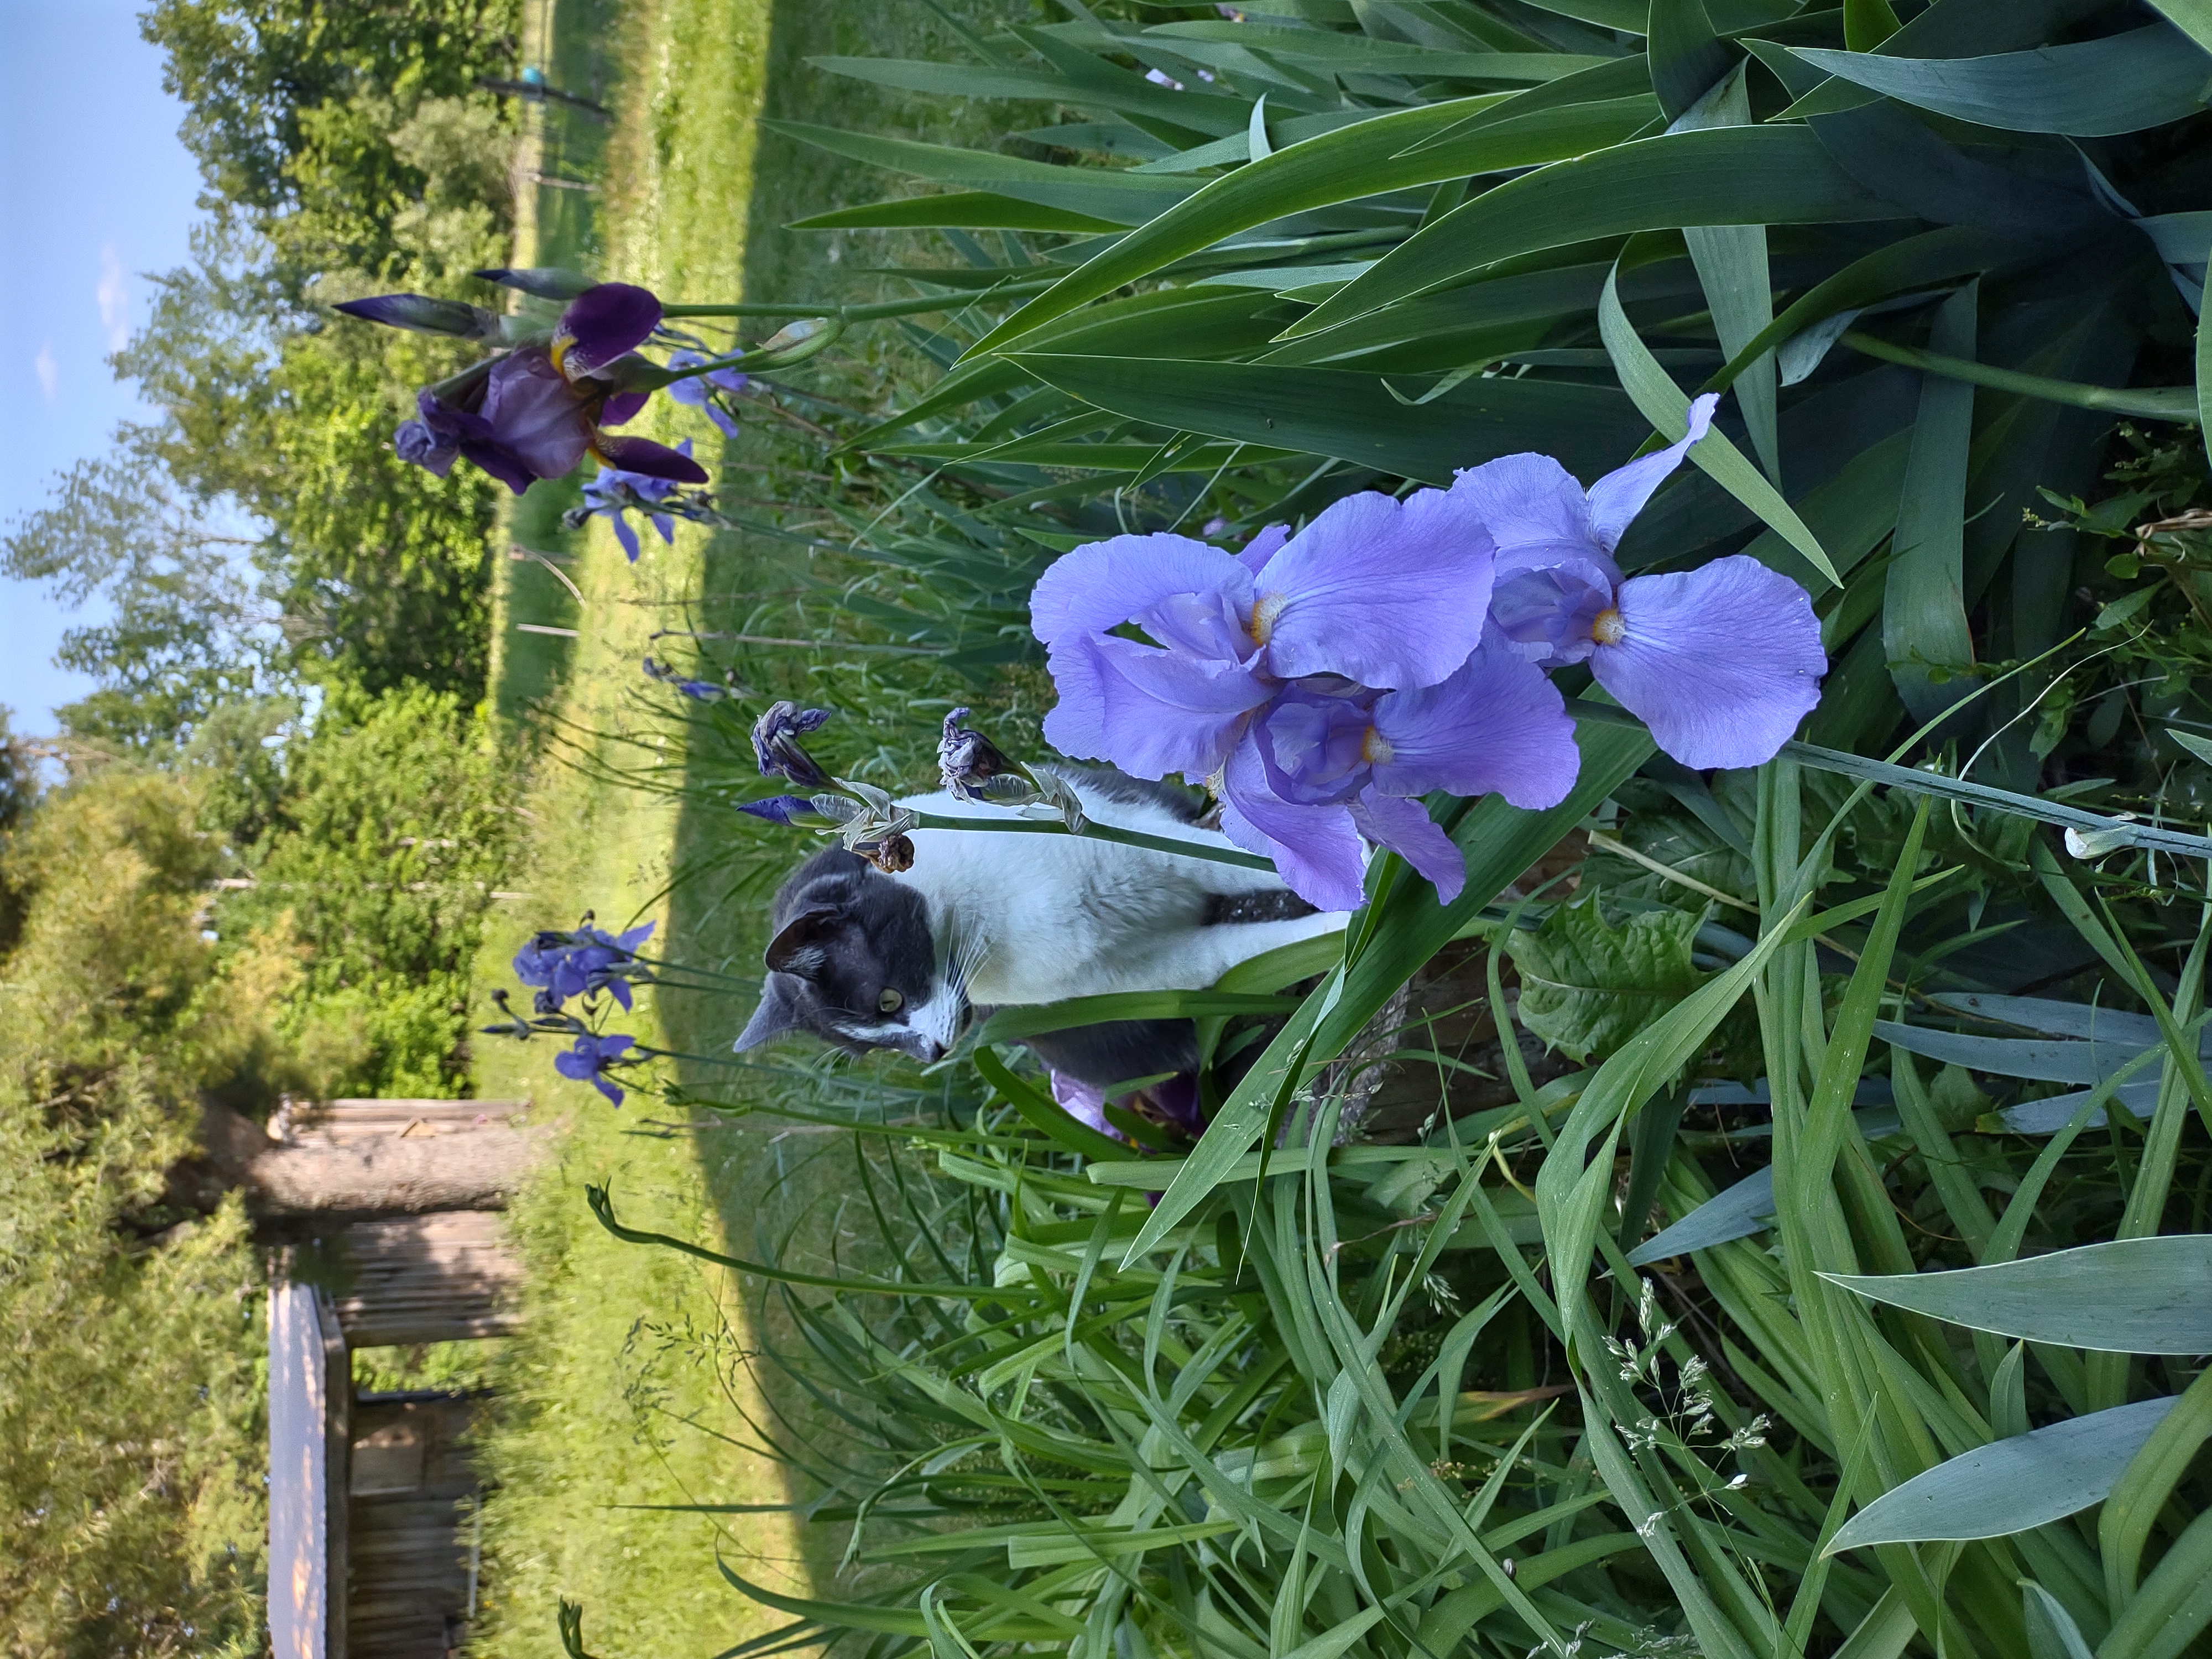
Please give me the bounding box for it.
[911,1037,945,1062]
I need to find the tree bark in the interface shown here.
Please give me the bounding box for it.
[192,1104,550,1218]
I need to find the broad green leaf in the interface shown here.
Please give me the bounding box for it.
[1598,264,1840,584]
[1504,889,1703,1062]
[1823,1235,2212,1352]
[1288,126,1900,341]
[1150,19,1615,84]
[2100,1504,2212,1659]
[963,64,1656,356]
[2154,0,2212,55]
[1011,352,1645,484]
[1872,1020,2153,1084]
[1792,27,2211,137]
[1825,1398,2182,1552]
[1626,1164,1775,1265]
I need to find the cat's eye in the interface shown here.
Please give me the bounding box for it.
[878,988,904,1013]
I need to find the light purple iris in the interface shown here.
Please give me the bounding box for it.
[1030,487,1500,785]
[555,1032,636,1107]
[1220,649,1580,911]
[383,283,708,494]
[1470,393,1827,770]
[665,349,748,436]
[1031,482,1542,911]
[579,440,693,560]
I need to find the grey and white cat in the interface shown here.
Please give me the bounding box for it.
[735,766,1345,1086]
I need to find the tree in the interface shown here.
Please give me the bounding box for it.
[0,769,293,1655]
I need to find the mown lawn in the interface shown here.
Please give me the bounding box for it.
[465,2,1034,1652]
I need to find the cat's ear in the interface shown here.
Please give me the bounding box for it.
[764,904,844,979]
[735,975,804,1052]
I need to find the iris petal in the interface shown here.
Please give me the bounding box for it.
[592,434,709,483]
[1041,635,1269,780]
[554,283,664,379]
[1253,484,1496,689]
[1349,787,1467,904]
[1590,554,1826,770]
[1584,392,1719,550]
[1370,646,1582,808]
[1218,743,1368,912]
[1030,533,1253,647]
[482,351,595,480]
[1446,451,1594,559]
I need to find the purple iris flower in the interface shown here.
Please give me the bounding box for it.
[1029,482,1499,787]
[1031,478,1530,910]
[665,349,748,437]
[641,655,728,700]
[578,441,692,561]
[1220,648,1579,911]
[1469,393,1827,770]
[514,920,655,1011]
[555,1032,636,1107]
[383,283,709,494]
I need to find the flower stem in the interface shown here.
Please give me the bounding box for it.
[907,810,1275,872]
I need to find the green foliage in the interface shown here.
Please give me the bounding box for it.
[537,4,2212,1656]
[144,0,520,273]
[1504,890,1706,1064]
[0,770,285,1657]
[217,684,522,1097]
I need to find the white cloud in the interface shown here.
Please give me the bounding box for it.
[34,343,58,403]
[97,244,131,351]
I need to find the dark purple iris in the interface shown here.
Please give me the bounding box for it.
[752,701,834,790]
[371,283,709,494]
[332,292,502,338]
[554,1033,636,1107]
[514,919,655,1011]
[738,794,821,826]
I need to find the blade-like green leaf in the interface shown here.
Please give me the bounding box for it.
[1823,1236,2212,1352]
[1288,126,1900,341]
[790,193,1126,232]
[768,121,1200,225]
[1626,1164,1776,1265]
[963,64,1657,356]
[1825,1397,2182,1552]
[2021,1581,2097,1659]
[975,992,1300,1045]
[1598,264,1840,583]
[1792,26,2211,137]
[1012,352,1645,483]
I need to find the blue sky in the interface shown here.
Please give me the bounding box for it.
[0,1,202,732]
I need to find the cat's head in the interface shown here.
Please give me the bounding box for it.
[734,846,966,1063]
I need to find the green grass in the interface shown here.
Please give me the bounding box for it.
[466,2,1036,1652]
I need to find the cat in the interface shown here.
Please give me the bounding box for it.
[734,766,1345,1089]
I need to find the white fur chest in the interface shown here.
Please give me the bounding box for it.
[890,781,1280,1005]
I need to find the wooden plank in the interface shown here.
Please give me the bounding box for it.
[316,1289,350,1659]
[267,1278,328,1659]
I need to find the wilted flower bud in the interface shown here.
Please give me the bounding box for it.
[938,707,1018,801]
[864,833,916,874]
[752,701,834,789]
